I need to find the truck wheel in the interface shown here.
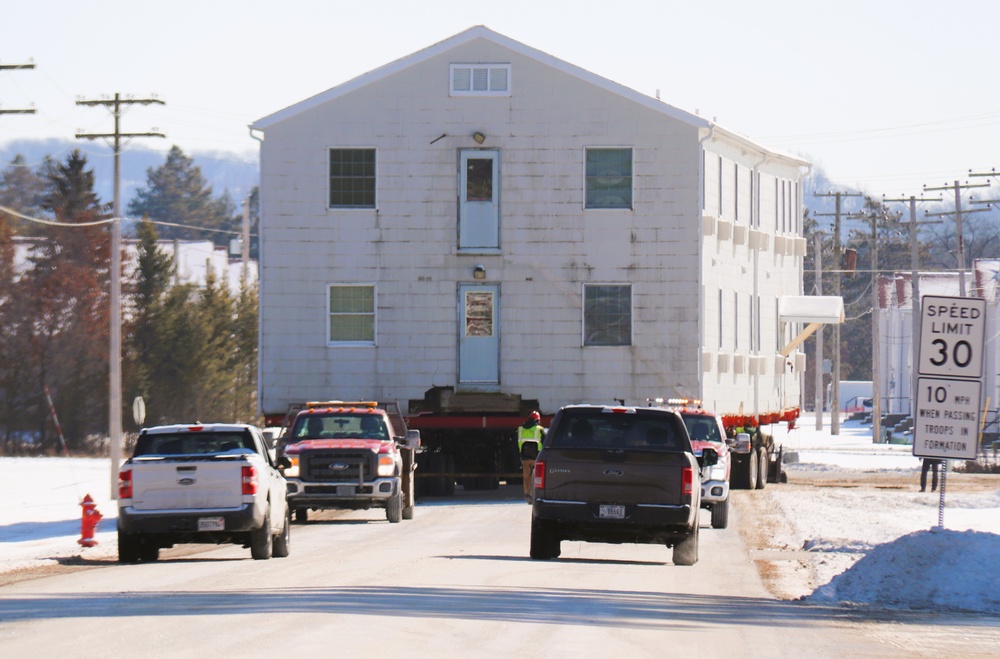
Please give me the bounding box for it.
[272,508,291,558]
[251,509,273,560]
[139,538,160,562]
[386,491,403,523]
[672,522,700,566]
[755,447,768,490]
[711,498,730,529]
[118,527,140,563]
[747,449,759,490]
[529,517,560,560]
[402,473,415,520]
[294,507,308,523]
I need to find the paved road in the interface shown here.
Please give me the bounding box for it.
[0,487,930,657]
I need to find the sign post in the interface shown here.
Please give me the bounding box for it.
[913,295,986,527]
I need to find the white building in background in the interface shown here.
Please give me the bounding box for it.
[877,262,998,433]
[251,25,811,421]
[13,237,257,297]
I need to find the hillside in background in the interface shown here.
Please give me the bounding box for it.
[0,138,259,213]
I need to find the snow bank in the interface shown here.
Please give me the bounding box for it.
[809,528,1000,614]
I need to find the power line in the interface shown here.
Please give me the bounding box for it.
[0,60,36,115]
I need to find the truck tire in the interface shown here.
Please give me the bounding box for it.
[139,539,160,562]
[747,449,759,490]
[386,491,403,523]
[250,509,273,560]
[711,498,730,529]
[402,473,415,520]
[755,447,768,490]
[529,517,560,560]
[118,527,140,563]
[732,450,758,490]
[272,509,291,558]
[672,522,700,566]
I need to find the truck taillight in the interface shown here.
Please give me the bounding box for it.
[242,465,258,495]
[682,467,693,496]
[118,468,133,499]
[533,460,545,490]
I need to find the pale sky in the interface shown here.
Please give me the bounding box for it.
[2,0,998,198]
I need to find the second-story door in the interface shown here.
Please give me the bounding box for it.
[459,149,499,249]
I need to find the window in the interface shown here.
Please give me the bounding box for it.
[329,149,375,208]
[584,284,632,346]
[450,64,510,96]
[328,285,375,345]
[585,148,633,209]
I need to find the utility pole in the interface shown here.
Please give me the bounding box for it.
[813,232,824,430]
[76,93,164,498]
[924,180,990,297]
[883,195,941,421]
[0,60,36,115]
[814,191,863,435]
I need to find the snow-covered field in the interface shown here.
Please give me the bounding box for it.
[1,414,998,615]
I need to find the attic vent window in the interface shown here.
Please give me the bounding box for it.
[450,64,510,96]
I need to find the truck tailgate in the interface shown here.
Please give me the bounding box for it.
[131,457,245,510]
[541,449,689,505]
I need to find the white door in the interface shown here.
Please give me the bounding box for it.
[459,284,499,385]
[459,150,499,249]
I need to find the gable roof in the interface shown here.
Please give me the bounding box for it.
[251,25,809,168]
[252,25,706,131]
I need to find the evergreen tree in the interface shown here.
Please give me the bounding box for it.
[123,219,175,429]
[12,150,111,451]
[127,146,237,246]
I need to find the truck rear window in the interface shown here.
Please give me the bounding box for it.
[547,412,686,451]
[134,432,253,456]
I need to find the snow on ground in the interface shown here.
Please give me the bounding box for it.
[0,414,998,614]
[756,414,1000,614]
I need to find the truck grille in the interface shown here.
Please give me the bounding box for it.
[301,450,375,483]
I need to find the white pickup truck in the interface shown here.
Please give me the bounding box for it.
[117,423,290,562]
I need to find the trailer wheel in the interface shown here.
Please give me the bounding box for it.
[755,447,768,490]
[294,507,308,523]
[768,446,785,483]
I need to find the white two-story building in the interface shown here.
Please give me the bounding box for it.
[251,26,811,426]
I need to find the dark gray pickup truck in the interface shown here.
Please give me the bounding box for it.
[529,404,716,565]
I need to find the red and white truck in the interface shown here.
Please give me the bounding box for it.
[277,401,420,523]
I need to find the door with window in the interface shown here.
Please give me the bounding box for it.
[459,150,499,249]
[459,283,499,385]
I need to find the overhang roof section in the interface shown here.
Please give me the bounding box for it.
[779,296,844,324]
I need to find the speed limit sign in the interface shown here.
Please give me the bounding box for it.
[918,295,985,379]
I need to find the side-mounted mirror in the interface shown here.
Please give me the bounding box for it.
[732,432,752,453]
[400,429,421,449]
[698,447,718,468]
[275,456,292,470]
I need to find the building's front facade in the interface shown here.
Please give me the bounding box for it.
[252,26,809,420]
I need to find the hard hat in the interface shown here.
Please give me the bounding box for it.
[530,411,541,421]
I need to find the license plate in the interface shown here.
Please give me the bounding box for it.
[337,485,355,496]
[599,505,625,519]
[198,516,225,531]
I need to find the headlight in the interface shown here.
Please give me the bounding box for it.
[709,465,727,481]
[284,456,299,478]
[377,455,395,477]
